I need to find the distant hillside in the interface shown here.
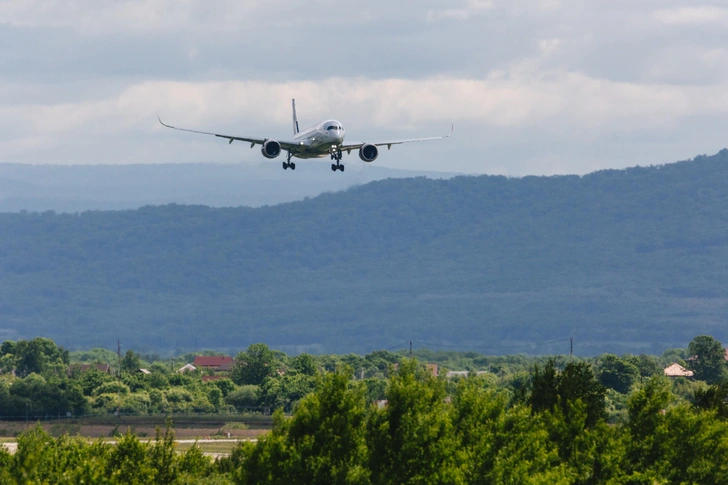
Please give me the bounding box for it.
[1,151,728,354]
[0,162,454,212]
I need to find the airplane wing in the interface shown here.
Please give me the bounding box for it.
[340,125,453,152]
[158,117,299,150]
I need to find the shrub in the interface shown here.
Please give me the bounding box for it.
[225,385,260,410]
[120,392,151,414]
[93,381,130,397]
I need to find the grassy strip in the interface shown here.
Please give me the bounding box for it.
[176,441,241,454]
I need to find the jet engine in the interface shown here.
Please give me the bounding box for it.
[261,140,282,159]
[358,144,378,162]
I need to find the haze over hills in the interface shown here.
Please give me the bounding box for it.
[1,151,728,355]
[0,162,455,212]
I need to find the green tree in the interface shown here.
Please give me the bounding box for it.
[291,353,317,376]
[13,338,69,378]
[687,335,727,384]
[529,359,559,414]
[0,340,16,356]
[529,360,606,427]
[213,377,236,397]
[598,354,640,394]
[231,343,277,386]
[451,378,570,485]
[367,359,463,485]
[121,350,142,374]
[693,381,728,419]
[625,376,672,478]
[79,368,114,396]
[236,369,370,485]
[661,405,728,484]
[261,373,317,410]
[624,353,662,379]
[225,385,261,411]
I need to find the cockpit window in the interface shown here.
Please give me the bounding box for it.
[326,125,342,131]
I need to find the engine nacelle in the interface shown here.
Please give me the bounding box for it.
[261,140,282,159]
[359,144,378,162]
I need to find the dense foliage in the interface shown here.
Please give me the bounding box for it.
[4,359,728,484]
[0,335,725,425]
[3,152,728,353]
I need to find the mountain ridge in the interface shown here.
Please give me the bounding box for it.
[1,150,728,354]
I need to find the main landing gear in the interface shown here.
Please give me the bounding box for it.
[330,148,344,172]
[282,153,296,170]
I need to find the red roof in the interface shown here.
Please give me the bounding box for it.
[193,356,233,368]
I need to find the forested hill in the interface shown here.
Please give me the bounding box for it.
[2,150,728,354]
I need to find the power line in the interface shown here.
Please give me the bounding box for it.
[384,342,410,352]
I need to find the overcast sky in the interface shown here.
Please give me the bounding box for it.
[1,0,727,175]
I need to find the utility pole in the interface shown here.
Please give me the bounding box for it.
[409,341,412,358]
[569,337,573,361]
[117,340,122,377]
[116,340,122,418]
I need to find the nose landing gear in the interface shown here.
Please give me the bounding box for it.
[330,147,344,172]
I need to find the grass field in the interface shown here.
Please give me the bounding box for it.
[176,441,243,455]
[0,414,273,439]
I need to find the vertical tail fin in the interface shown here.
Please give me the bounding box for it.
[292,99,300,135]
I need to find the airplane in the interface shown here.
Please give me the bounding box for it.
[158,99,452,172]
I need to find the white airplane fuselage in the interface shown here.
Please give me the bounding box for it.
[290,119,346,159]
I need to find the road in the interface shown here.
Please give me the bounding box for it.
[1,438,256,456]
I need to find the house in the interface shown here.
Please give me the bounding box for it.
[425,364,438,377]
[178,363,196,373]
[446,371,469,378]
[138,368,151,375]
[446,370,489,378]
[663,363,693,378]
[193,356,234,372]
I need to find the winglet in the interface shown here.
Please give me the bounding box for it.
[158,115,173,129]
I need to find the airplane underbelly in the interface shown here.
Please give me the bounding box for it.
[293,152,328,160]
[292,138,335,159]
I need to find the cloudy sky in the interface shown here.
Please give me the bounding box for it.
[1,0,727,175]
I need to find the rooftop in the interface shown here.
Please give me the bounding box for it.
[193,356,234,368]
[664,363,694,378]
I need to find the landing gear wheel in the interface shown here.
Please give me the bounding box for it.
[282,162,288,170]
[290,162,296,170]
[339,164,345,172]
[331,164,337,172]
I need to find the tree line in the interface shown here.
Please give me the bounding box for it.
[3,357,728,484]
[1,334,727,421]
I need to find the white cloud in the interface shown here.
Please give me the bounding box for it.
[3,70,726,157]
[654,6,728,26]
[538,38,563,55]
[427,0,495,21]
[0,0,272,34]
[2,0,728,174]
